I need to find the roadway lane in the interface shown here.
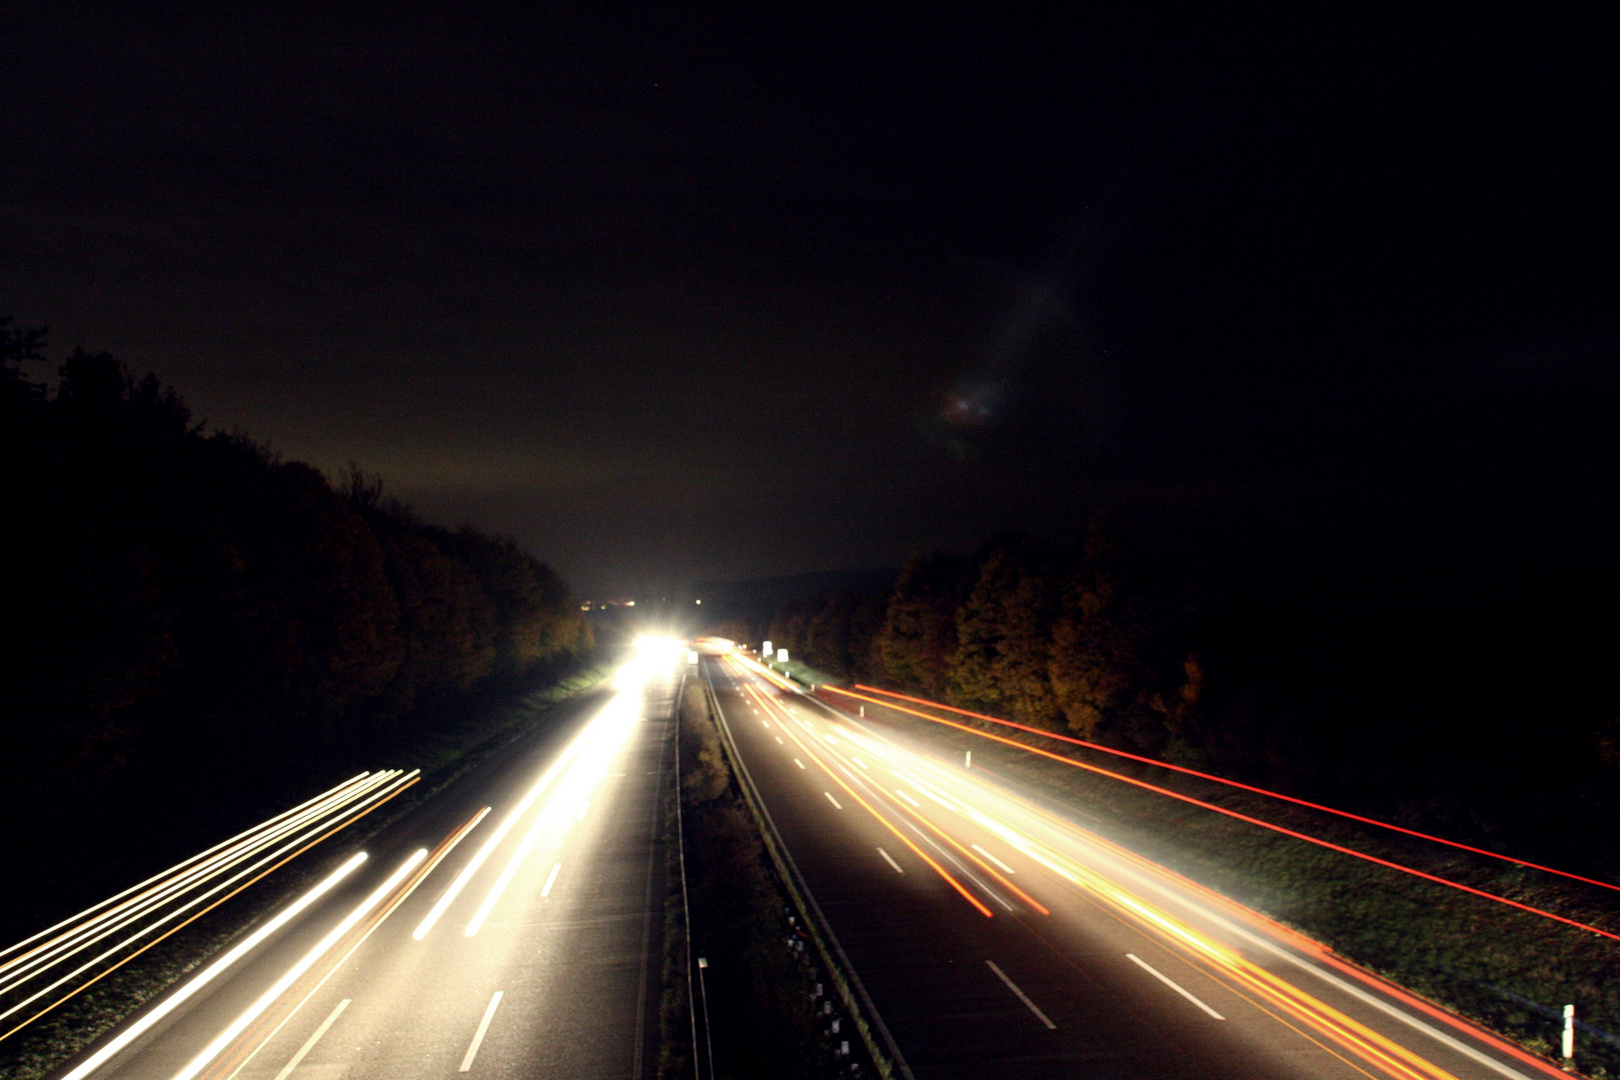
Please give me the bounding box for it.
[59,646,680,1080]
[706,653,1565,1080]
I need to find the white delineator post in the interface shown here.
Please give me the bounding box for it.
[1563,1004,1575,1065]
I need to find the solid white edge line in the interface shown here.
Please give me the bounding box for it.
[824,792,843,810]
[970,844,1016,875]
[1126,953,1226,1020]
[877,848,904,874]
[271,998,350,1080]
[57,854,368,1080]
[985,960,1056,1029]
[458,991,504,1072]
[541,863,562,897]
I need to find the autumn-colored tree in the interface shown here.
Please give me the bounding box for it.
[875,552,969,697]
[946,539,1061,729]
[1047,521,1200,749]
[0,321,592,830]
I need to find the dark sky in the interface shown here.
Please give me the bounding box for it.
[5,5,1616,597]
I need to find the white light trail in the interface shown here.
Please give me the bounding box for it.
[171,849,428,1080]
[1,773,415,1033]
[420,648,663,941]
[1,773,392,990]
[0,773,373,967]
[57,853,368,1080]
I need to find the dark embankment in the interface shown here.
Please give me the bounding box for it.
[1,318,596,942]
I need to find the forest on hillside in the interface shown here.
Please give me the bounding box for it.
[1,317,594,924]
[752,526,1620,879]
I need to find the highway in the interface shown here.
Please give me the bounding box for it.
[48,644,681,1080]
[706,651,1570,1080]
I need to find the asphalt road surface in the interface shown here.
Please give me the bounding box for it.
[56,649,680,1080]
[705,652,1569,1080]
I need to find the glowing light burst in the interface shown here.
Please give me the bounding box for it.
[418,645,668,941]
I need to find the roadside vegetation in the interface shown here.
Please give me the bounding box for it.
[849,695,1620,1077]
[0,316,605,1077]
[745,521,1620,1076]
[659,675,875,1080]
[1,318,596,942]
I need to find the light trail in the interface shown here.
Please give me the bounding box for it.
[419,641,669,941]
[826,684,1620,944]
[55,853,369,1080]
[465,669,644,936]
[171,849,429,1080]
[0,772,418,1041]
[0,772,412,1003]
[849,683,1620,895]
[737,672,1050,915]
[0,772,404,998]
[0,772,375,969]
[209,815,486,1080]
[878,740,1566,1080]
[736,676,994,917]
[721,655,1564,1080]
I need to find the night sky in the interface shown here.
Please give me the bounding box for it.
[5,6,1616,598]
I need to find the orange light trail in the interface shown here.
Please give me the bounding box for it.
[732,672,994,917]
[826,684,1620,944]
[727,662,1574,1079]
[0,774,418,1043]
[0,772,390,985]
[850,683,1620,896]
[202,811,489,1080]
[857,721,1570,1080]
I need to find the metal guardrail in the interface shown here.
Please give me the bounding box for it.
[697,658,915,1080]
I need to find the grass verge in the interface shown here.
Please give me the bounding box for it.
[0,657,615,1080]
[657,672,877,1080]
[838,690,1620,1078]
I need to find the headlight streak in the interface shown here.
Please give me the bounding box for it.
[827,684,1620,945]
[464,671,644,937]
[730,673,993,917]
[1,771,400,995]
[0,771,410,999]
[410,731,596,940]
[0,773,373,969]
[169,849,429,1080]
[208,813,490,1080]
[904,752,1561,1080]
[850,683,1620,897]
[737,673,1049,915]
[811,691,1561,1080]
[55,853,369,1080]
[0,771,418,1041]
[416,651,662,941]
